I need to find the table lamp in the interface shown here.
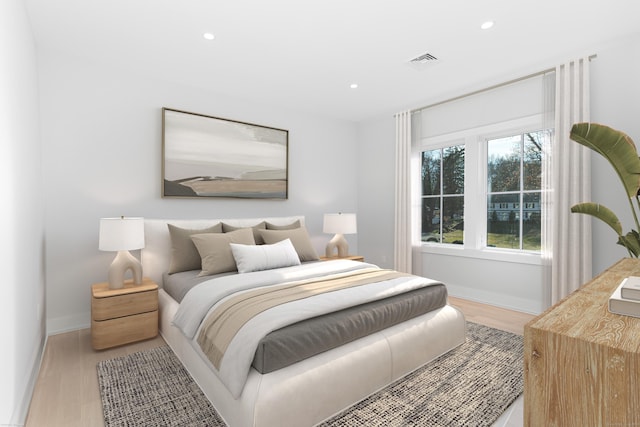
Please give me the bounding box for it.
[99,216,145,289]
[323,213,357,258]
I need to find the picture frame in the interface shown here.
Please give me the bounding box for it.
[162,108,289,199]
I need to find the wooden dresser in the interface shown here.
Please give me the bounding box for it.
[91,277,158,350]
[524,258,640,426]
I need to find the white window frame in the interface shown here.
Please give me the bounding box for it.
[414,115,544,266]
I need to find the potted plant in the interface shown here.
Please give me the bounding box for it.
[570,123,640,256]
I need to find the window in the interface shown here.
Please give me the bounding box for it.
[487,131,546,250]
[412,73,550,264]
[420,145,465,244]
[415,115,549,261]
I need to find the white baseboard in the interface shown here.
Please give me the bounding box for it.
[46,312,90,335]
[447,284,543,315]
[10,334,47,427]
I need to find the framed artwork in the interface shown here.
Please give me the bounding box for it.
[162,108,289,199]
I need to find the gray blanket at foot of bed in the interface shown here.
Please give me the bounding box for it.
[252,284,447,373]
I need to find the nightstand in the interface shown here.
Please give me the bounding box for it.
[91,277,158,350]
[319,255,364,262]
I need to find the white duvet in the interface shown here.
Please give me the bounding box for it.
[173,260,442,398]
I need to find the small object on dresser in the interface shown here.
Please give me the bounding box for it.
[620,276,640,301]
[608,279,640,318]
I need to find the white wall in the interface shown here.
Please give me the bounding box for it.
[356,116,395,269]
[0,1,46,425]
[417,254,543,313]
[590,33,640,276]
[357,33,640,314]
[38,50,359,333]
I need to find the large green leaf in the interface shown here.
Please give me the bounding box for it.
[571,202,623,235]
[618,230,640,257]
[570,123,640,199]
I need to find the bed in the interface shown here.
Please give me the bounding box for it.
[142,216,466,427]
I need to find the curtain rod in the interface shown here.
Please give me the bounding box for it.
[410,54,597,113]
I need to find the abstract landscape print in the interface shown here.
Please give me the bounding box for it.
[162,108,288,199]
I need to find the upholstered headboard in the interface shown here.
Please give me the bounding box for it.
[142,216,305,286]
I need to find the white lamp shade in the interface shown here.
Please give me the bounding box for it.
[323,213,357,235]
[99,217,145,251]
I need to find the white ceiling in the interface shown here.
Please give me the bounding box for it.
[24,0,640,122]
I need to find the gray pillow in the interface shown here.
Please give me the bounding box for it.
[222,221,267,244]
[258,227,319,262]
[191,228,256,276]
[167,223,222,274]
[265,220,301,230]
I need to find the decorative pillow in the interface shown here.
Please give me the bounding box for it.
[191,228,256,276]
[265,220,301,230]
[222,221,267,244]
[167,223,223,274]
[258,227,319,262]
[230,239,301,273]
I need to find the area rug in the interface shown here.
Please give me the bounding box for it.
[97,322,523,427]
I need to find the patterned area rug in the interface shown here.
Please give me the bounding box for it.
[321,322,523,426]
[97,322,523,427]
[97,346,223,427]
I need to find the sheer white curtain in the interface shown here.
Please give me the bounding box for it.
[394,110,412,273]
[543,57,592,305]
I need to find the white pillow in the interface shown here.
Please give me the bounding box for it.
[230,239,301,273]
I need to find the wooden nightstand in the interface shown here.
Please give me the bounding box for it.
[91,277,158,350]
[319,255,364,262]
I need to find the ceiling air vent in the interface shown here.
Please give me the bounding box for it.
[408,52,439,70]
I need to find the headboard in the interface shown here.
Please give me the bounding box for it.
[142,216,306,286]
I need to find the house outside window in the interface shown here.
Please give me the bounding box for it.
[487,131,546,251]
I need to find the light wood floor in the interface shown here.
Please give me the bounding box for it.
[448,296,535,336]
[24,297,535,427]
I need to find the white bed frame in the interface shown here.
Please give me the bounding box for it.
[142,216,466,427]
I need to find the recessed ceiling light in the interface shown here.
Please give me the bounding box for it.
[350,83,358,89]
[481,21,494,30]
[203,33,215,40]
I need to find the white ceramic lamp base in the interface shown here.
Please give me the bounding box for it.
[108,250,143,289]
[325,233,349,258]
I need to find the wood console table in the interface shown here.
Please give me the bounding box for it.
[524,258,640,426]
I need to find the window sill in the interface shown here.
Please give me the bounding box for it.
[418,244,543,266]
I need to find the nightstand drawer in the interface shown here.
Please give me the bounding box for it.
[92,288,158,321]
[92,310,158,350]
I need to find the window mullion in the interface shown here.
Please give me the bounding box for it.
[473,136,486,250]
[520,135,525,250]
[439,148,444,242]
